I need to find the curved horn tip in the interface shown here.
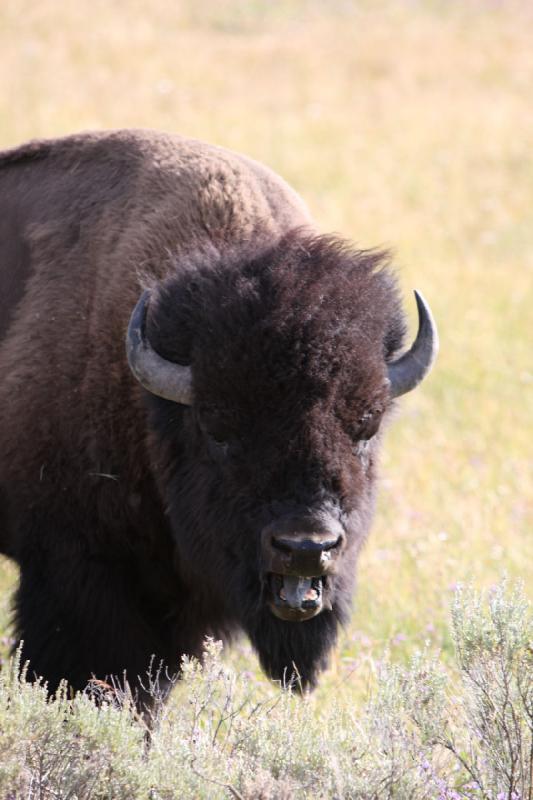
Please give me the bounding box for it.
[413,289,439,366]
[387,288,439,399]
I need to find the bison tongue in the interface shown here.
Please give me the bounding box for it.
[280,576,315,609]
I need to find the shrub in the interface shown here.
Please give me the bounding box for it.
[0,580,530,799]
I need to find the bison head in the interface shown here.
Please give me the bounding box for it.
[126,232,437,687]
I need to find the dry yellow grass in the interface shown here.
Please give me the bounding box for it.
[0,0,531,692]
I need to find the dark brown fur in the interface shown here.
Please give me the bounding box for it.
[0,130,405,702]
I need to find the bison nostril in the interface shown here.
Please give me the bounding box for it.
[322,535,342,551]
[271,534,342,554]
[271,537,293,554]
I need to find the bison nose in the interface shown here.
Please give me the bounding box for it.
[270,532,342,577]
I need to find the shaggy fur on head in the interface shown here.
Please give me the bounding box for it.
[145,231,405,688]
[0,130,407,703]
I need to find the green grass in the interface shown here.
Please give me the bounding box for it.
[0,0,532,764]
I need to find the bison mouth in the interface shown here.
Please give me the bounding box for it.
[267,573,328,621]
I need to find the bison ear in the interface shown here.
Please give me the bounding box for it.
[387,290,438,398]
[126,289,194,405]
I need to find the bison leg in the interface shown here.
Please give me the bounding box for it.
[13,548,178,709]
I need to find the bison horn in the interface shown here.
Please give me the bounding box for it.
[387,290,439,398]
[126,289,193,405]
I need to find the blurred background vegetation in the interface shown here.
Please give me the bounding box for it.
[0,0,531,698]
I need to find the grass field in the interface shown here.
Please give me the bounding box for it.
[0,1,531,794]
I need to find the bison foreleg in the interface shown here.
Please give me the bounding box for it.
[13,549,175,709]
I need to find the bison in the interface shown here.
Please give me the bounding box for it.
[0,129,437,704]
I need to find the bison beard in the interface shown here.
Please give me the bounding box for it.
[249,610,341,690]
[0,130,437,708]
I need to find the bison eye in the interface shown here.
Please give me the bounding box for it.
[198,410,241,460]
[207,433,243,463]
[205,426,230,445]
[208,436,229,459]
[204,429,230,462]
[205,423,233,448]
[353,409,381,441]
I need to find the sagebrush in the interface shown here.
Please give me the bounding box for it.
[0,580,530,799]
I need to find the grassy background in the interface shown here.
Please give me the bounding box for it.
[0,0,531,699]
